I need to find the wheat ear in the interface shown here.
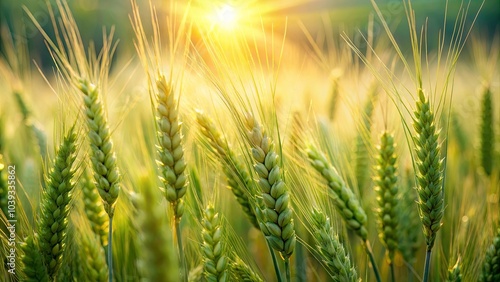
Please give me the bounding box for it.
[244,115,296,261]
[188,265,204,282]
[80,80,120,217]
[355,86,378,192]
[81,232,109,282]
[136,176,178,282]
[155,74,188,281]
[480,227,500,282]
[230,257,263,282]
[307,145,381,281]
[307,146,368,239]
[398,180,421,265]
[20,235,50,282]
[480,87,494,176]
[13,91,48,159]
[196,111,258,228]
[374,131,399,276]
[311,208,358,282]
[36,127,77,278]
[56,226,85,282]
[202,204,228,282]
[413,89,444,282]
[82,170,109,247]
[413,89,444,250]
[79,79,120,282]
[446,257,462,282]
[156,75,188,219]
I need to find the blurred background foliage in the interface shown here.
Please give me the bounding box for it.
[0,0,498,71]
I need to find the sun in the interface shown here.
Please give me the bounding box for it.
[212,4,239,31]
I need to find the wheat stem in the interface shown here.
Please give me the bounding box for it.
[365,240,382,282]
[423,250,431,282]
[176,220,187,282]
[267,241,283,282]
[284,258,291,282]
[108,215,113,282]
[390,262,396,282]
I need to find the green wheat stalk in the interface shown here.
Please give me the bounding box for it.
[413,89,444,281]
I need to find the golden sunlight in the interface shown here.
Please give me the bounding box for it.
[211,4,239,31]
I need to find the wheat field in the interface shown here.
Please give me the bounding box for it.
[0,0,499,281]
